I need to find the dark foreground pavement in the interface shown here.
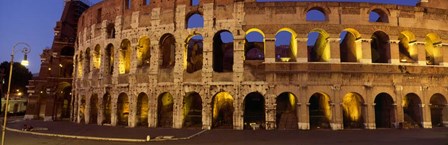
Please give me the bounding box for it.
[2,117,448,145]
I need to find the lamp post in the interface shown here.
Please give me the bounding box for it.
[1,42,30,145]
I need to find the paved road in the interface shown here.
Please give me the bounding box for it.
[3,128,448,145]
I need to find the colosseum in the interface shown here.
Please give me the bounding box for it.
[73,0,448,130]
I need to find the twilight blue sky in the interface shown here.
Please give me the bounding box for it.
[0,0,418,73]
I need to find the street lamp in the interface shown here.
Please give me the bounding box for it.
[1,42,31,145]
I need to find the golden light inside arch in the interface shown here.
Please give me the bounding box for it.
[212,92,234,121]
[94,44,101,69]
[342,92,363,121]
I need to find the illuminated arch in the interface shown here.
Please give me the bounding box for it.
[159,33,176,69]
[137,36,151,67]
[371,31,391,63]
[399,31,418,63]
[211,92,234,129]
[85,48,91,73]
[136,93,149,126]
[340,28,362,62]
[276,92,298,129]
[105,44,114,75]
[308,28,330,62]
[425,33,443,65]
[429,93,448,127]
[245,28,265,60]
[275,28,298,62]
[309,92,332,129]
[342,92,365,128]
[183,92,202,128]
[93,44,101,69]
[119,39,131,74]
[185,34,203,73]
[117,93,129,126]
[158,92,174,127]
[403,93,423,128]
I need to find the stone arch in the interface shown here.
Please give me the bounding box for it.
[342,92,366,129]
[213,30,234,72]
[308,92,332,129]
[53,82,72,120]
[275,28,298,62]
[119,39,131,74]
[369,8,389,23]
[185,34,203,73]
[106,23,115,39]
[85,48,91,73]
[90,94,98,124]
[105,44,114,75]
[371,31,391,63]
[245,28,265,61]
[186,11,204,29]
[136,93,149,126]
[243,92,265,130]
[102,92,112,124]
[399,31,418,63]
[305,6,329,21]
[60,46,75,56]
[190,0,199,6]
[158,92,174,128]
[430,93,448,127]
[308,28,330,62]
[93,44,101,69]
[276,92,298,130]
[211,92,234,129]
[403,93,423,128]
[183,92,203,128]
[340,28,362,62]
[425,33,443,65]
[137,36,151,68]
[374,93,395,128]
[159,33,176,69]
[117,93,129,126]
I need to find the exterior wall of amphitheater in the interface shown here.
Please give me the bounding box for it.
[73,0,448,130]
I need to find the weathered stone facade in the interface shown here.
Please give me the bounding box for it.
[73,0,448,130]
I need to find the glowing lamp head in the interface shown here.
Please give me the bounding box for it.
[21,54,29,66]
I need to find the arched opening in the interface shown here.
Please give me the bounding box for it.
[374,93,395,128]
[399,31,418,63]
[276,92,298,130]
[160,34,176,69]
[430,94,448,127]
[340,29,362,62]
[213,30,234,72]
[102,93,112,124]
[90,94,98,124]
[106,23,115,39]
[212,92,234,129]
[117,93,129,126]
[61,87,71,118]
[85,48,91,73]
[93,44,101,69]
[186,13,204,29]
[54,82,72,120]
[186,35,203,73]
[119,39,131,74]
[80,95,86,123]
[371,31,390,63]
[275,28,297,62]
[105,44,114,75]
[425,33,443,65]
[403,93,423,128]
[308,29,330,62]
[60,46,75,56]
[342,92,365,129]
[243,92,265,130]
[158,92,174,127]
[183,92,202,128]
[137,93,149,126]
[369,9,389,23]
[309,92,332,129]
[306,7,327,21]
[245,29,265,60]
[137,36,151,68]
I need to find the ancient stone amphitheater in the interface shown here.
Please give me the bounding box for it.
[73,0,448,130]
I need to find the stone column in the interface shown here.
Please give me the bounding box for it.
[297,38,308,62]
[265,93,276,130]
[331,85,343,130]
[298,86,309,130]
[233,37,245,82]
[173,91,183,129]
[394,85,403,128]
[85,95,91,124]
[365,86,375,129]
[439,44,448,66]
[329,38,341,63]
[421,86,432,128]
[148,92,157,128]
[416,42,427,65]
[389,40,400,64]
[265,36,276,63]
[129,93,137,128]
[111,93,118,126]
[98,93,104,125]
[360,39,372,64]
